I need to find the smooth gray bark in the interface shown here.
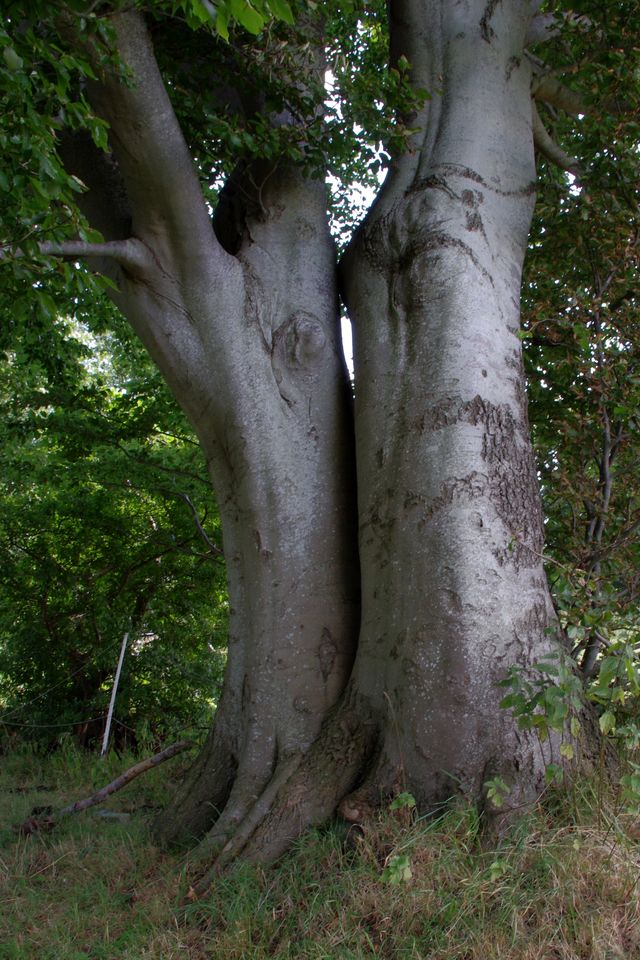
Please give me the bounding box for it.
[344,0,557,810]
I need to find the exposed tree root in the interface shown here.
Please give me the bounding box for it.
[190,755,302,897]
[186,754,285,869]
[153,720,237,844]
[178,695,612,901]
[186,692,378,897]
[174,667,613,900]
[240,701,377,866]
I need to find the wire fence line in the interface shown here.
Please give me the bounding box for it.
[0,715,135,732]
[0,659,102,720]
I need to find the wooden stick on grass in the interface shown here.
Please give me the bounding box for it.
[20,740,192,834]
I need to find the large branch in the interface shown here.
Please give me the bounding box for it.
[0,238,150,280]
[59,740,193,816]
[87,10,230,276]
[532,75,587,116]
[19,740,193,835]
[526,13,560,45]
[386,0,442,190]
[526,10,592,47]
[341,0,440,277]
[532,101,581,175]
[39,239,150,272]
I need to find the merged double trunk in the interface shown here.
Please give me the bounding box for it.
[58,1,594,875]
[198,0,568,870]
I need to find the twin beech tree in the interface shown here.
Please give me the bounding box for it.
[4,1,603,881]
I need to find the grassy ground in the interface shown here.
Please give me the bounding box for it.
[1,743,639,959]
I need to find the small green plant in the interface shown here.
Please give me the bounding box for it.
[389,791,416,812]
[484,776,511,808]
[487,857,510,882]
[499,652,584,749]
[382,853,413,885]
[500,641,640,763]
[588,640,640,746]
[380,793,417,884]
[544,762,564,785]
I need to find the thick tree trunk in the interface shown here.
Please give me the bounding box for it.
[155,165,361,845]
[207,0,598,874]
[61,11,360,848]
[343,0,556,811]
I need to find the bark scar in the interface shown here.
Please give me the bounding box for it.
[480,0,503,42]
[318,627,337,682]
[253,529,273,560]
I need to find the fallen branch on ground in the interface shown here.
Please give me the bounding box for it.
[19,739,193,835]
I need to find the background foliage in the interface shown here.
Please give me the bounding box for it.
[0,304,227,746]
[522,0,639,743]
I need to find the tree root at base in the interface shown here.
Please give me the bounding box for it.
[187,754,303,898]
[185,702,377,898]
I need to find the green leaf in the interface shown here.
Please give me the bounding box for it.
[88,119,109,152]
[599,711,616,735]
[545,763,564,784]
[233,2,265,34]
[186,0,213,23]
[488,859,508,881]
[215,8,230,39]
[35,290,58,319]
[484,776,510,807]
[382,854,412,885]
[389,792,416,811]
[3,46,23,71]
[268,0,295,24]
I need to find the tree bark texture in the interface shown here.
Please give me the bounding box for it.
[53,0,600,880]
[344,0,558,811]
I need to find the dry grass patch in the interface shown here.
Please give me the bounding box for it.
[2,745,640,958]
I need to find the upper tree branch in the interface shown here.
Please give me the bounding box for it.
[532,102,581,176]
[526,13,560,46]
[387,0,442,190]
[177,492,223,557]
[526,10,592,47]
[87,10,230,275]
[532,75,587,116]
[38,239,150,273]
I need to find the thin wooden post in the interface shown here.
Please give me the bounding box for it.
[101,631,129,757]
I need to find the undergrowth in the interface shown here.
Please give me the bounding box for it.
[1,743,640,959]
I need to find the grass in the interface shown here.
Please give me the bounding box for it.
[1,743,640,959]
